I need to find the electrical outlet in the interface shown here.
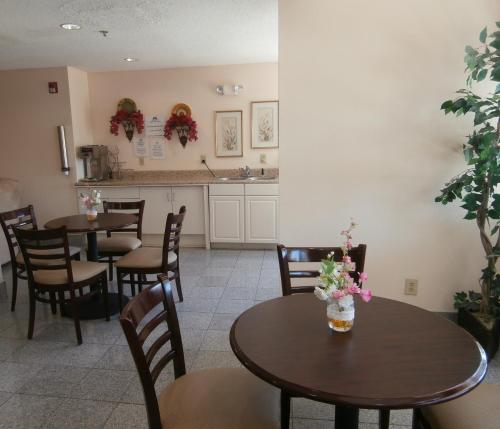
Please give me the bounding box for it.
[200,155,206,162]
[404,279,418,296]
[260,153,267,163]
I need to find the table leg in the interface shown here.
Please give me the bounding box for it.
[335,406,359,429]
[379,409,390,429]
[86,231,99,261]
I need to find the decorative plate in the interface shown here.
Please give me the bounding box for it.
[117,98,137,113]
[171,103,192,117]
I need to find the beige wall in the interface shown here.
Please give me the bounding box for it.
[0,67,78,225]
[279,0,499,311]
[87,63,278,171]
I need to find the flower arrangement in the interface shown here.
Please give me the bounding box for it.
[110,109,145,141]
[314,221,372,307]
[164,113,198,147]
[80,189,101,210]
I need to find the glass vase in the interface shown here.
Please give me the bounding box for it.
[86,208,98,221]
[327,295,355,332]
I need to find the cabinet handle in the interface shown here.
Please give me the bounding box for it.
[172,191,175,202]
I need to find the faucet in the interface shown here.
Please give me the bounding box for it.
[239,165,252,178]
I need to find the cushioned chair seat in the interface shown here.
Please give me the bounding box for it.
[15,246,81,266]
[33,261,106,285]
[421,383,500,429]
[114,247,177,269]
[96,235,142,253]
[159,367,280,429]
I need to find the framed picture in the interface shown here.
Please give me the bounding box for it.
[215,110,243,157]
[251,100,279,148]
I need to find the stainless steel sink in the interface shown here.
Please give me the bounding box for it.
[216,176,276,182]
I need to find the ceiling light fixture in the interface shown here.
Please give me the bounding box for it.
[124,57,138,62]
[60,23,81,30]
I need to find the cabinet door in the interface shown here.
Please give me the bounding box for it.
[172,187,205,235]
[139,187,172,234]
[210,196,244,243]
[245,196,279,243]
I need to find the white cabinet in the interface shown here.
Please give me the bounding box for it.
[139,186,205,235]
[245,196,279,243]
[209,183,279,244]
[210,196,245,242]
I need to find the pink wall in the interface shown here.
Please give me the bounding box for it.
[87,63,278,171]
[0,67,78,224]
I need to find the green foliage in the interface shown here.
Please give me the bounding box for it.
[437,26,500,317]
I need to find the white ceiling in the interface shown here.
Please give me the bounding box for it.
[0,0,278,71]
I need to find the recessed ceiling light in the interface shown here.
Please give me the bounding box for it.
[124,57,138,62]
[60,23,81,30]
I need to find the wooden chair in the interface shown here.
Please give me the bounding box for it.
[277,244,372,429]
[13,226,109,345]
[120,274,280,429]
[0,205,81,312]
[96,200,145,281]
[414,383,500,429]
[277,244,367,296]
[115,206,186,310]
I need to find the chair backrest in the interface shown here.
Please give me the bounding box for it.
[13,226,73,285]
[277,244,367,296]
[103,200,146,239]
[0,205,38,267]
[161,205,186,270]
[120,275,186,429]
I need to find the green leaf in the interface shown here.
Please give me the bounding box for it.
[497,21,500,29]
[477,68,488,81]
[490,39,500,50]
[480,27,487,43]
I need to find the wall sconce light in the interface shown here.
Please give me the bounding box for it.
[215,84,244,96]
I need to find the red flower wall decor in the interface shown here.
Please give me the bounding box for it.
[164,103,198,147]
[109,98,144,142]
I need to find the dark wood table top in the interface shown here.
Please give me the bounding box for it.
[45,213,137,233]
[230,294,487,409]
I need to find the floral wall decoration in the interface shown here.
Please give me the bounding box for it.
[164,103,198,148]
[110,98,144,142]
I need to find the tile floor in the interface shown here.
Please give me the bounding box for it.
[0,248,498,429]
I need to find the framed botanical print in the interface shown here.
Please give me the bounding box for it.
[251,100,279,148]
[215,110,243,157]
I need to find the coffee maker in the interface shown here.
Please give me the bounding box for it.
[77,145,109,181]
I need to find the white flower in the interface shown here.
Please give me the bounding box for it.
[314,287,329,301]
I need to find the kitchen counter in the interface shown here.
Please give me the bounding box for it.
[75,168,279,187]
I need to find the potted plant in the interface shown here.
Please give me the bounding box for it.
[436,25,500,359]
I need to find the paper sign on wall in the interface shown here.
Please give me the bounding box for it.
[145,115,165,138]
[150,140,166,160]
[133,137,149,157]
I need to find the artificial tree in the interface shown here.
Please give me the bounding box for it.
[436,25,500,321]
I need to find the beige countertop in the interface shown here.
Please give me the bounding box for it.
[75,168,279,187]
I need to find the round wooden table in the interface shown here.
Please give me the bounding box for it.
[45,213,137,319]
[230,294,487,429]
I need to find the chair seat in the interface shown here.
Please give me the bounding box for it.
[15,246,81,266]
[421,383,500,429]
[33,261,106,286]
[97,235,141,253]
[159,367,280,429]
[114,247,177,269]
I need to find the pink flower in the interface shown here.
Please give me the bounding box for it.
[332,290,345,300]
[359,289,372,302]
[346,239,353,250]
[359,272,368,283]
[341,271,352,281]
[347,284,360,295]
[342,255,351,264]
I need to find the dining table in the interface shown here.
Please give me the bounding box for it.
[45,212,137,319]
[230,293,487,429]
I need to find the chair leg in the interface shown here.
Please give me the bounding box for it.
[117,270,124,312]
[280,391,291,429]
[49,292,57,314]
[130,273,136,296]
[73,252,81,261]
[58,290,65,316]
[27,286,36,339]
[101,273,110,321]
[379,409,390,429]
[175,269,183,302]
[69,289,82,345]
[11,272,18,312]
[108,257,114,281]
